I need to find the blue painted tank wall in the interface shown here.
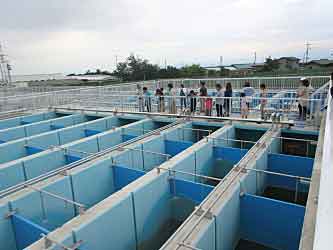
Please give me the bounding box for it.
[0,117,153,191]
[0,111,61,130]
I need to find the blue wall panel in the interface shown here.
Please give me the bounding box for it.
[0,162,25,191]
[25,146,44,155]
[50,124,64,130]
[194,221,216,250]
[142,138,165,171]
[71,159,115,208]
[165,140,193,157]
[73,195,136,250]
[10,177,75,231]
[58,128,85,145]
[84,129,101,137]
[215,185,241,250]
[0,140,27,163]
[21,113,47,124]
[113,165,145,191]
[122,134,137,142]
[12,214,49,250]
[240,194,305,250]
[0,204,17,250]
[25,122,51,137]
[28,132,60,148]
[0,117,21,130]
[133,173,171,248]
[169,178,213,204]
[98,130,123,150]
[213,146,248,164]
[0,127,26,142]
[24,151,67,180]
[267,153,314,190]
[66,155,82,164]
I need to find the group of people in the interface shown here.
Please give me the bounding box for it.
[136,78,311,121]
[136,81,267,119]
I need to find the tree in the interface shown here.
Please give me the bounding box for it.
[180,64,206,78]
[263,57,279,72]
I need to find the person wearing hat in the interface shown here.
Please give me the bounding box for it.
[297,77,311,120]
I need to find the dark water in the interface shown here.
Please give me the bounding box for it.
[235,239,278,250]
[262,186,308,206]
[137,197,195,250]
[204,159,234,186]
[281,132,318,158]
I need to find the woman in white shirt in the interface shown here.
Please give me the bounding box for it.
[297,78,310,120]
[167,83,177,114]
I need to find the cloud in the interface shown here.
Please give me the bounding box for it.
[1,0,332,74]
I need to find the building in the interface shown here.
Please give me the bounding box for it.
[275,57,301,71]
[303,59,333,71]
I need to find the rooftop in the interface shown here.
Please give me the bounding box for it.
[0,76,331,250]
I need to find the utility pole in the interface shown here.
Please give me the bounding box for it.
[114,54,118,69]
[219,56,223,67]
[304,42,312,63]
[0,43,12,86]
[253,51,257,65]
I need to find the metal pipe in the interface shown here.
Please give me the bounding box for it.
[156,166,223,183]
[25,184,86,210]
[244,168,311,181]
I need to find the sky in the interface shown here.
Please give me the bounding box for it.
[1,0,333,75]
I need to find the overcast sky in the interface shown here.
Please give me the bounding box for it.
[1,0,333,75]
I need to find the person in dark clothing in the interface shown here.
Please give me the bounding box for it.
[215,84,223,117]
[188,90,197,114]
[179,84,187,110]
[142,87,152,112]
[199,81,208,113]
[224,82,233,116]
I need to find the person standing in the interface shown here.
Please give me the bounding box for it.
[224,82,233,116]
[155,88,162,112]
[136,84,144,112]
[205,94,213,116]
[297,78,310,120]
[215,84,224,117]
[240,92,249,119]
[259,83,267,119]
[188,90,197,115]
[179,84,187,111]
[199,81,208,113]
[242,81,255,111]
[143,87,152,112]
[167,83,177,114]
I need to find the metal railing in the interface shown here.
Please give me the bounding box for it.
[0,76,329,113]
[68,94,324,125]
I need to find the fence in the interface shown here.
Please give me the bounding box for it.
[0,76,329,121]
[67,94,323,124]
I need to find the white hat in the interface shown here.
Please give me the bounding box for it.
[300,77,308,81]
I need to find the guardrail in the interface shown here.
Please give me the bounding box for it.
[68,94,324,125]
[0,76,329,116]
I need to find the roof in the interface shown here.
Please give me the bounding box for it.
[231,64,255,70]
[67,74,118,81]
[277,57,300,62]
[307,59,333,66]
